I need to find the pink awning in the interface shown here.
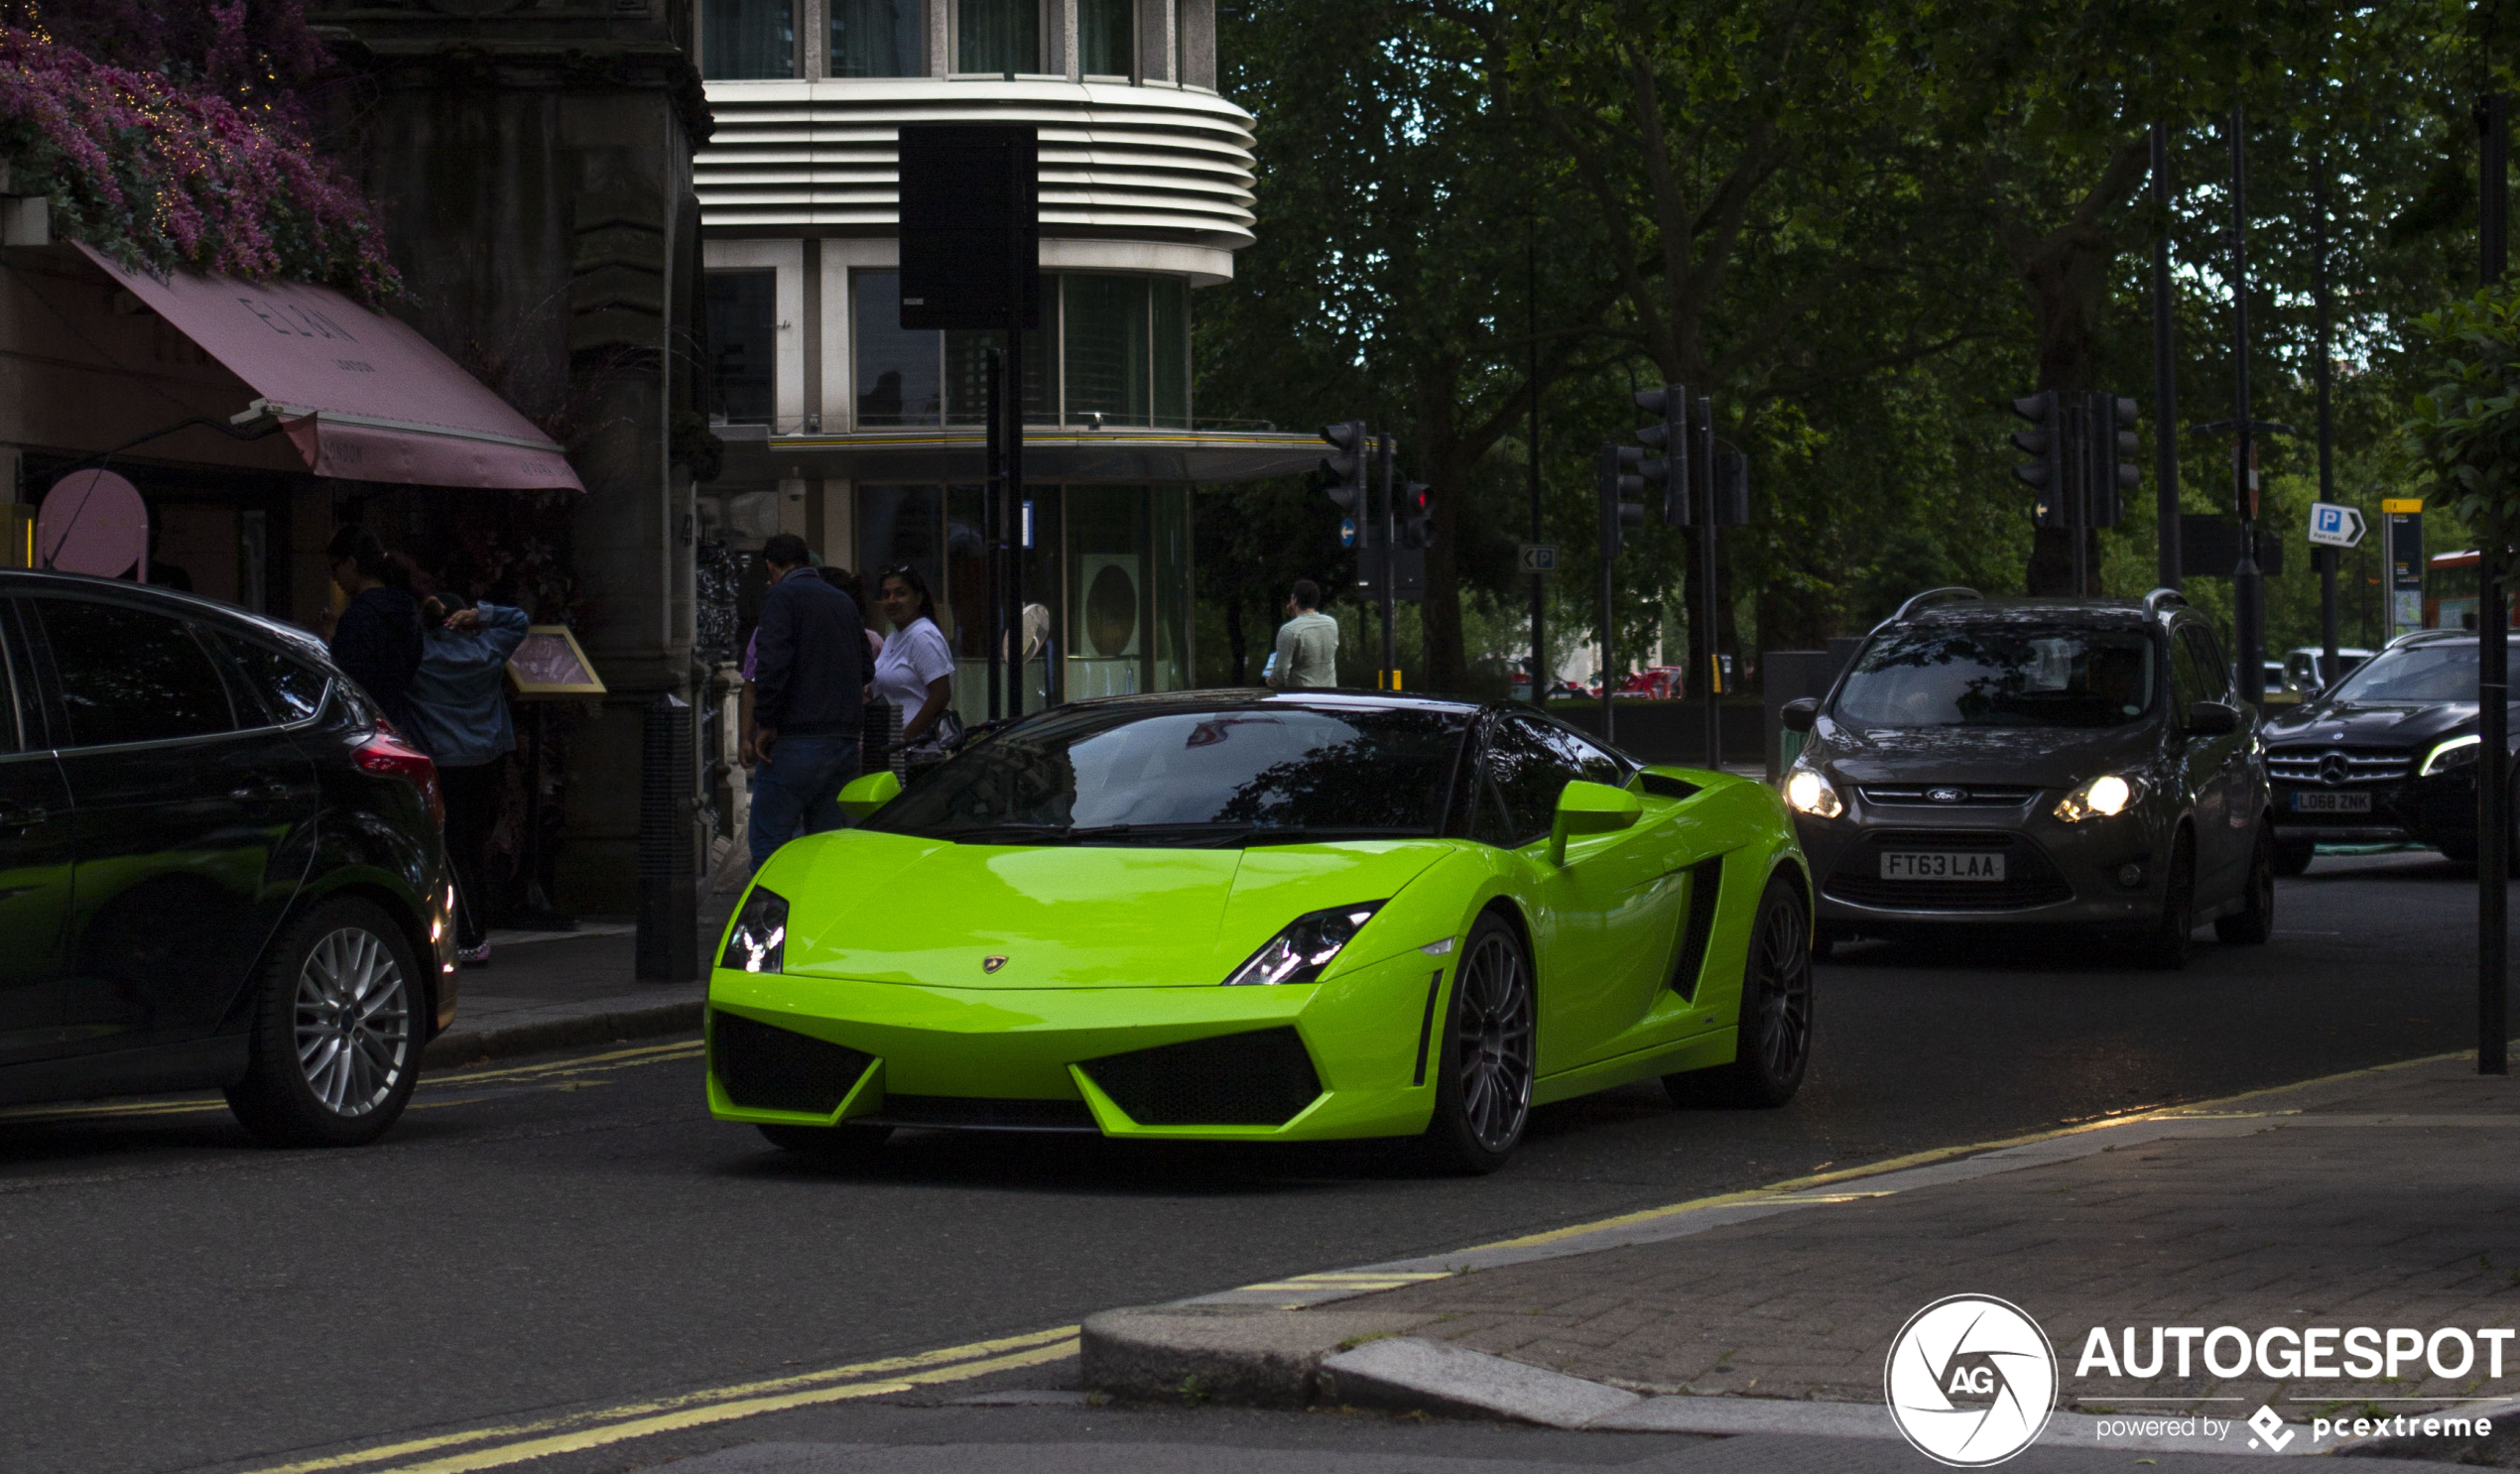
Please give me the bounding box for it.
[78,244,583,492]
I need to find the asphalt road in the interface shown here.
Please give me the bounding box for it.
[0,850,2502,1474]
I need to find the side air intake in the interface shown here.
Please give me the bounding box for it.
[710,1010,874,1115]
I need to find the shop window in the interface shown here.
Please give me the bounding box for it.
[831,0,922,77]
[1067,485,1147,699]
[945,314,1058,426]
[857,486,945,636]
[702,0,796,78]
[852,270,943,427]
[957,0,1040,73]
[1063,276,1151,427]
[1078,0,1133,75]
[705,270,779,426]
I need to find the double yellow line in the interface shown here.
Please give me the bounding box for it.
[233,1325,1079,1474]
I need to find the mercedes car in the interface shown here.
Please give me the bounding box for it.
[1778,588,2272,968]
[2263,628,2514,870]
[706,691,1813,1174]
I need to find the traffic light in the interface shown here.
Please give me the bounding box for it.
[1633,383,1691,525]
[2091,393,2138,528]
[1319,421,1368,512]
[2010,391,2066,528]
[1711,443,1750,525]
[1399,481,1433,550]
[1597,442,1644,556]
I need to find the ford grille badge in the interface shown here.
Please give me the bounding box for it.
[1926,787,1966,804]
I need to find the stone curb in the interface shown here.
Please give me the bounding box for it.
[420,1001,702,1070]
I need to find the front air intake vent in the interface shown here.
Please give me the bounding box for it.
[710,1010,874,1115]
[1079,1028,1323,1127]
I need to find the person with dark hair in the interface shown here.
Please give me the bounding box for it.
[325,525,423,731]
[749,533,868,869]
[873,564,956,751]
[1267,578,1339,689]
[408,594,531,965]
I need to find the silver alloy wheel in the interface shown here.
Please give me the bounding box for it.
[1749,896,1815,1080]
[1454,929,1535,1152]
[293,926,412,1117]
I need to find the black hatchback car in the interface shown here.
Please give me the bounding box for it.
[0,571,453,1144]
[1779,588,2271,968]
[2262,628,2514,870]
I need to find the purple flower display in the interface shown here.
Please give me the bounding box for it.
[0,3,398,302]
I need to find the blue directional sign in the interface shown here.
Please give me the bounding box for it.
[2308,501,2365,550]
[1339,517,1357,549]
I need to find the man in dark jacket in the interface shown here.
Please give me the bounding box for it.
[749,533,869,869]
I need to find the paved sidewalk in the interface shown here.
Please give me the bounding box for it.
[1084,1047,2520,1462]
[422,917,710,1067]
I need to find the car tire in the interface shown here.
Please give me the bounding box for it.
[2273,839,2315,877]
[225,897,424,1148]
[1415,914,1535,1176]
[758,1122,894,1163]
[2130,831,2196,971]
[2215,823,2277,944]
[1674,877,1815,1109]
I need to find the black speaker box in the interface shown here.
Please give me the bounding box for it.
[897,123,1040,331]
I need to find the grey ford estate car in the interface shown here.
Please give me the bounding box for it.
[1778,588,2272,968]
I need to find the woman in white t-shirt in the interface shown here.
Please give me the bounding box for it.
[873,564,956,747]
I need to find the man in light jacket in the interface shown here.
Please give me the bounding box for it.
[407,597,532,966]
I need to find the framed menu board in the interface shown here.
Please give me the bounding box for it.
[506,625,607,698]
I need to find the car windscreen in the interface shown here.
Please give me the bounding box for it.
[1832,626,2158,729]
[862,703,1472,844]
[2328,642,2519,703]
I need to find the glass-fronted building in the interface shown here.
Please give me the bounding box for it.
[691,0,1314,718]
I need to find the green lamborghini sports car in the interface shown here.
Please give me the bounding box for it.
[708,691,1814,1172]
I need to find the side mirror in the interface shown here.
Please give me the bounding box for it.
[1780,696,1820,733]
[1550,779,1642,866]
[2184,700,2241,737]
[838,769,902,820]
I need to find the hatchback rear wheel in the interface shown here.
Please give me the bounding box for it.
[226,898,422,1147]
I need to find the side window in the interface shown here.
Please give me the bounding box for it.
[32,599,236,749]
[215,633,330,726]
[1485,715,1591,845]
[2179,626,2230,705]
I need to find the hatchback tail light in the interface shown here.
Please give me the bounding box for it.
[356,725,442,829]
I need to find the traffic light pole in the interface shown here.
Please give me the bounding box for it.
[1378,432,1399,688]
[2479,91,2509,1077]
[1697,397,1722,771]
[2152,122,2182,591]
[984,347,1004,723]
[2227,108,2266,709]
[1597,442,1621,743]
[2315,156,2340,681]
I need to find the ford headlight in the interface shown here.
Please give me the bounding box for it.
[1783,767,1843,818]
[2055,774,2138,822]
[2422,735,2482,776]
[1223,902,1384,986]
[722,886,789,973]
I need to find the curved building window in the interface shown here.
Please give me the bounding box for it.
[957,0,1041,73]
[1062,275,1190,429]
[853,271,943,426]
[704,270,779,425]
[830,0,922,77]
[702,0,795,79]
[1078,0,1134,76]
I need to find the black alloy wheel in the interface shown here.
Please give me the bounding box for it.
[1674,877,1815,1109]
[2131,829,2196,971]
[226,897,423,1147]
[759,1122,895,1164]
[2215,820,2277,944]
[1417,914,1535,1174]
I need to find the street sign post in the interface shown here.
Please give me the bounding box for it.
[1518,544,1558,573]
[2308,501,2365,549]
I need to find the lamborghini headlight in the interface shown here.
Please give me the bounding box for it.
[2422,734,2482,776]
[722,886,789,973]
[1222,902,1385,986]
[2055,774,2139,823]
[1783,767,1843,818]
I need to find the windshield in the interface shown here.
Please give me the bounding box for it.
[2328,642,2519,703]
[863,702,1472,843]
[1833,626,2158,729]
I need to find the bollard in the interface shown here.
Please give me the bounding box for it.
[637,691,698,981]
